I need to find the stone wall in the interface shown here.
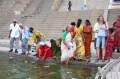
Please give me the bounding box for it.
[51,0,63,11]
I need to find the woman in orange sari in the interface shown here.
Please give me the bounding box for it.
[83,20,92,58]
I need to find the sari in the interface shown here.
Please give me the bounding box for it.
[37,44,52,59]
[114,21,120,47]
[70,25,75,37]
[74,25,85,59]
[51,38,62,58]
[61,32,76,62]
[83,25,92,58]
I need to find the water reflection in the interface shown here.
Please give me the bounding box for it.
[0,53,97,79]
[60,65,75,79]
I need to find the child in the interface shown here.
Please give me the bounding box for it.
[106,28,114,63]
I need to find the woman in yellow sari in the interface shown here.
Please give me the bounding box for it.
[74,19,85,60]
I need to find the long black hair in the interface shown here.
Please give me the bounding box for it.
[85,19,91,25]
[71,22,76,26]
[77,19,82,28]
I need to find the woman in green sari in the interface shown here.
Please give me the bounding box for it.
[50,38,62,59]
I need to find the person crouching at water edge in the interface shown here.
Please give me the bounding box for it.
[37,42,52,61]
[29,27,45,56]
[19,23,30,55]
[61,26,76,65]
[50,38,62,59]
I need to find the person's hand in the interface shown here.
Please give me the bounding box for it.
[71,39,73,43]
[20,39,22,42]
[96,30,98,33]
[100,26,103,29]
[35,41,38,44]
[67,46,70,50]
[20,38,22,42]
[45,48,49,52]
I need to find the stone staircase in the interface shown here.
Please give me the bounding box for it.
[23,0,42,15]
[0,10,104,40]
[13,0,33,14]
[19,10,104,40]
[0,0,119,41]
[58,0,109,11]
[34,0,54,14]
[107,9,120,28]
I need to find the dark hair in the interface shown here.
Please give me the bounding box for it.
[66,26,70,31]
[85,20,91,25]
[50,39,56,43]
[77,19,82,28]
[29,27,34,32]
[71,22,76,26]
[108,28,114,34]
[97,15,105,24]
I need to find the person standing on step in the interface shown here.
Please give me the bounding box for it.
[95,15,109,62]
[37,41,52,61]
[19,23,30,55]
[83,20,92,58]
[93,19,99,49]
[61,25,76,65]
[106,28,114,63]
[73,19,85,60]
[68,0,72,11]
[113,14,120,52]
[8,19,21,53]
[29,27,45,56]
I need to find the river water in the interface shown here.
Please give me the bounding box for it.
[0,53,97,79]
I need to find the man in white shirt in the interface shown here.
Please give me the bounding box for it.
[8,19,21,53]
[93,21,98,49]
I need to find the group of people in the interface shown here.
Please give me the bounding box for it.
[8,19,45,55]
[94,15,120,63]
[8,14,120,65]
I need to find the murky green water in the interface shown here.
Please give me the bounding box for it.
[0,53,97,79]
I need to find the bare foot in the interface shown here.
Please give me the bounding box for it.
[66,62,69,65]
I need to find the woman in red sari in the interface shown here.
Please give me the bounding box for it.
[83,20,92,58]
[37,42,52,60]
[113,15,120,52]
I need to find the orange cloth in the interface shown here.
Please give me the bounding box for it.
[83,25,92,58]
[70,26,75,38]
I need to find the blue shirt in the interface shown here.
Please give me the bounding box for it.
[97,24,107,37]
[20,26,30,39]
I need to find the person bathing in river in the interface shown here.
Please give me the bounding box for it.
[50,38,62,59]
[61,25,76,65]
[37,42,52,61]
